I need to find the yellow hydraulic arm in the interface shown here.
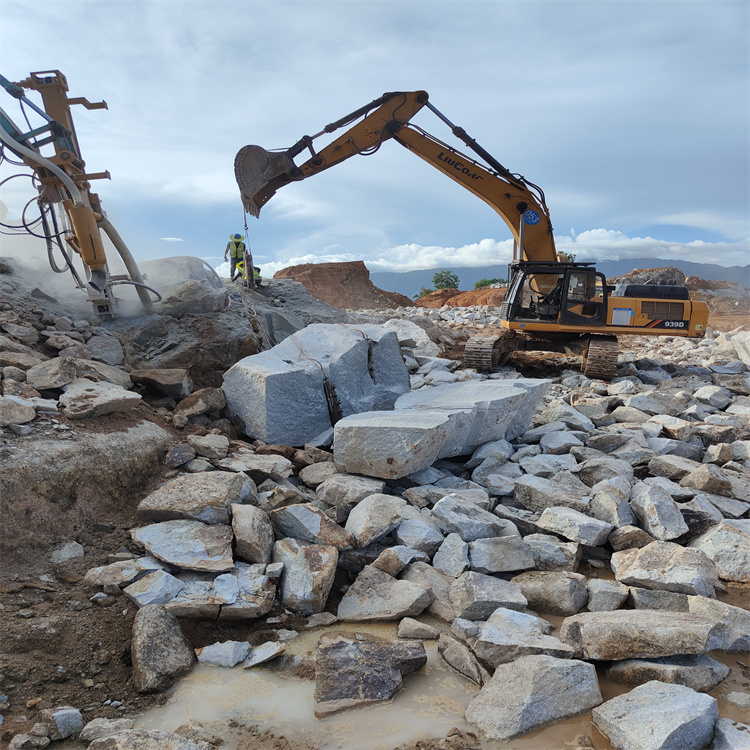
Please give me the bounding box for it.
[235,90,557,263]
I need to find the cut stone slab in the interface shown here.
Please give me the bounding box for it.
[559,610,727,660]
[131,605,194,693]
[314,634,426,718]
[131,520,234,573]
[465,655,602,742]
[591,680,718,750]
[688,523,750,583]
[511,571,588,616]
[612,540,719,598]
[270,503,355,550]
[136,471,255,525]
[224,323,410,446]
[333,410,451,479]
[605,653,730,693]
[537,506,613,546]
[449,571,527,621]
[58,378,141,419]
[461,608,575,667]
[337,565,431,621]
[272,538,338,615]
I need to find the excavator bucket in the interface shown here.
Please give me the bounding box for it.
[234,145,296,217]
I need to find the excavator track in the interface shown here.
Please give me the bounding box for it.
[581,336,619,380]
[464,329,514,371]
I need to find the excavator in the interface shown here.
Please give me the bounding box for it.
[236,90,709,380]
[0,70,158,318]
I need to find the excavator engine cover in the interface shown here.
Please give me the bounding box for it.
[234,145,295,217]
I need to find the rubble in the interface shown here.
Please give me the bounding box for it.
[1,267,749,747]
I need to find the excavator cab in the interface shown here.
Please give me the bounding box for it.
[503,262,608,329]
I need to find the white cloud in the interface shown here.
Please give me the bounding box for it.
[160,237,184,243]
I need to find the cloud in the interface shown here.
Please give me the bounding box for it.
[160,237,184,243]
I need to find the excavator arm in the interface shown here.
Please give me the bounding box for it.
[234,90,557,263]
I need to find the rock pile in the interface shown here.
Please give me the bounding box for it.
[2,261,750,749]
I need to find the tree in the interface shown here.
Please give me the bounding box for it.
[474,277,506,289]
[432,269,460,290]
[413,286,434,301]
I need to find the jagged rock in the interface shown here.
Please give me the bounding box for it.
[87,729,212,750]
[123,569,185,607]
[136,471,255,525]
[686,596,750,652]
[575,456,634,487]
[589,476,636,526]
[231,504,274,563]
[511,571,588,616]
[371,546,429,576]
[458,608,575,667]
[79,718,135,743]
[174,387,226,423]
[629,482,689,541]
[688,523,750,582]
[513,475,590,513]
[298,461,338,488]
[272,538,338,615]
[270,504,355,550]
[591,681,718,750]
[449,571,527,620]
[131,605,194,693]
[400,561,456,622]
[186,434,229,459]
[313,634,426,717]
[468,537,535,574]
[437,633,489,686]
[559,610,727,660]
[611,541,719,598]
[628,587,689,612]
[605,653,730,692]
[432,532,470,577]
[585,579,628,611]
[38,706,83,740]
[131,518,234,571]
[344,493,407,547]
[337,565,431,621]
[195,640,250,666]
[84,556,166,588]
[315,474,385,507]
[609,524,656,551]
[0,395,36,426]
[243,640,286,668]
[711,719,750,750]
[537,403,595,432]
[465,655,602,742]
[537,507,613,546]
[524,533,581,572]
[218,565,276,620]
[431,494,519,541]
[398,617,440,640]
[58,378,141,419]
[174,720,224,747]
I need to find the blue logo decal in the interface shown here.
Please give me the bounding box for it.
[523,210,540,225]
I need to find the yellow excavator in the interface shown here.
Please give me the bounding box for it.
[235,90,709,379]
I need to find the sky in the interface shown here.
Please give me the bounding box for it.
[1,0,748,283]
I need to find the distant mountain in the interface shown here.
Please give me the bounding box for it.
[369,258,750,300]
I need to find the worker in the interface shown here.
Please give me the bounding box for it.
[224,233,246,281]
[253,265,262,288]
[235,259,248,286]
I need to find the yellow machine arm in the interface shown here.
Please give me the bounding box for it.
[234,90,557,263]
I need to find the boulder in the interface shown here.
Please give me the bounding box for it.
[272,538,338,615]
[270,504,355,550]
[431,495,519,542]
[605,653,730,692]
[511,571,588,616]
[58,379,141,419]
[591,681,718,750]
[400,561,456,623]
[688,523,750,582]
[313,634,426,718]
[629,483,689,541]
[559,610,727,660]
[232,504,275,564]
[437,633,490,686]
[344,493,407,547]
[686,595,750,652]
[449,571,527,620]
[469,536,535,574]
[465,655,602,742]
[537,507,613,546]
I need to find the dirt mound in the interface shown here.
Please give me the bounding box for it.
[416,287,506,308]
[273,261,413,310]
[685,276,742,292]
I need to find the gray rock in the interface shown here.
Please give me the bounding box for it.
[605,653,730,692]
[371,546,429,576]
[575,456,635,487]
[511,571,588,616]
[49,541,84,564]
[689,523,750,583]
[232,504,274,564]
[449,571,527,620]
[270,504,354,550]
[513,474,590,513]
[687,596,750,652]
[186,434,229,460]
[195,640,250,666]
[131,520,234,573]
[79,718,135,744]
[609,524,656,551]
[87,729,212,750]
[432,532,470,577]
[131,605,194,693]
[628,587,689,612]
[523,533,581,572]
[315,474,385,507]
[629,482,690,541]
[400,561,456,623]
[313,634,426,718]
[591,681,718,750]
[38,706,83,740]
[337,565,431,621]
[0,395,36,426]
[395,518,444,555]
[611,541,719,598]
[711,718,750,750]
[137,471,255,525]
[589,476,636,527]
[243,640,286,667]
[272,538,338,615]
[465,655,602,742]
[585,578,628,611]
[431,495,519,542]
[437,633,490,686]
[130,368,192,399]
[84,556,166,588]
[469,536,535,574]
[537,506,613,546]
[559,610,727,660]
[398,617,440,640]
[123,570,185,607]
[344,493,406,548]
